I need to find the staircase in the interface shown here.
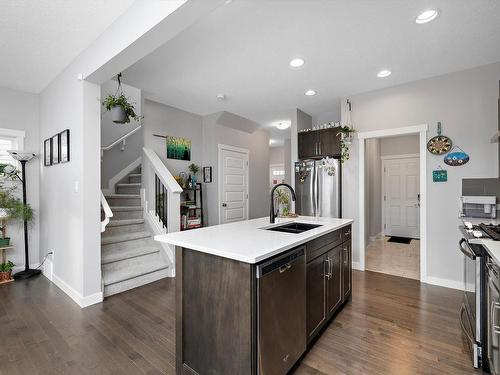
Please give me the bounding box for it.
[101,165,170,297]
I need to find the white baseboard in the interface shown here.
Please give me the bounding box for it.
[106,156,142,193]
[42,255,53,281]
[51,273,103,308]
[352,261,364,271]
[424,276,464,291]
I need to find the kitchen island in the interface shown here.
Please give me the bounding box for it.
[155,216,353,375]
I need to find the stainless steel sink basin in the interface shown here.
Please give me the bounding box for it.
[265,222,322,234]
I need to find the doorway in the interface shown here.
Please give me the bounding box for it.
[358,125,428,282]
[218,144,249,224]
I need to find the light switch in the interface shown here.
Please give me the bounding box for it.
[74,181,79,193]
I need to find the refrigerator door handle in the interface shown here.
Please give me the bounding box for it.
[314,161,319,217]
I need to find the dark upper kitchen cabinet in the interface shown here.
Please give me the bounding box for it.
[298,130,319,159]
[306,254,327,340]
[298,128,341,160]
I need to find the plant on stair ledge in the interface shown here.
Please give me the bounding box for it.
[188,163,200,185]
[102,73,142,124]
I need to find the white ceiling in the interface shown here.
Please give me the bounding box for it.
[0,0,136,93]
[123,0,500,141]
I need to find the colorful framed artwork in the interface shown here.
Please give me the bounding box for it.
[51,134,60,165]
[432,169,447,182]
[203,166,212,183]
[166,136,191,161]
[60,129,70,163]
[44,139,52,166]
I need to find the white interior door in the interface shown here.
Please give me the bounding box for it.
[219,145,249,224]
[269,163,285,188]
[383,157,420,238]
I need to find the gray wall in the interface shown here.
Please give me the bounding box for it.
[143,99,203,176]
[380,134,419,156]
[342,61,500,288]
[365,138,381,243]
[0,86,40,268]
[202,113,270,226]
[269,146,285,165]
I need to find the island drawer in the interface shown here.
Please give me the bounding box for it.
[306,229,342,262]
[341,225,352,243]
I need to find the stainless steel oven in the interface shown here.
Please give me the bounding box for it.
[459,236,487,369]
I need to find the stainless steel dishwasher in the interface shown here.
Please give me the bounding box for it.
[257,246,306,375]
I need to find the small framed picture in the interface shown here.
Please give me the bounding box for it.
[60,129,70,163]
[203,166,212,183]
[44,139,52,166]
[51,134,60,165]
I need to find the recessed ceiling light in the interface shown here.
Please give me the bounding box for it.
[305,89,316,96]
[416,9,438,24]
[274,121,291,130]
[289,58,305,68]
[377,69,391,78]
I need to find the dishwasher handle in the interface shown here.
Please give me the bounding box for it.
[256,247,305,278]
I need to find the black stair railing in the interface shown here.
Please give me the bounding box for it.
[155,174,168,229]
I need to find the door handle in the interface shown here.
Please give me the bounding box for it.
[222,203,227,207]
[279,263,292,273]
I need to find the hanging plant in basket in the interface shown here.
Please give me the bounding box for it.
[102,73,142,124]
[336,125,356,163]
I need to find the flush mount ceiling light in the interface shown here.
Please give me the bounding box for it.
[274,121,291,130]
[305,89,316,96]
[416,9,439,24]
[377,69,392,78]
[216,93,226,101]
[289,58,305,68]
[269,139,276,146]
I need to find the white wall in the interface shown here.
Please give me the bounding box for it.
[0,87,40,268]
[202,113,270,226]
[342,62,500,288]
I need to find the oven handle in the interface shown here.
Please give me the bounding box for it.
[459,239,476,260]
[459,303,475,345]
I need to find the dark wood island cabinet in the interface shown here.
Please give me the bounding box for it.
[172,222,353,375]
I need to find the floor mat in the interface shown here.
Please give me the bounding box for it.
[387,236,412,244]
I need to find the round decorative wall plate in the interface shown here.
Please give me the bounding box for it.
[427,135,452,155]
[444,146,470,167]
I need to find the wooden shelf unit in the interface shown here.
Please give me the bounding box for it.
[180,183,204,231]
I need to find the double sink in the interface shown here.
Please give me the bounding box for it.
[265,222,322,234]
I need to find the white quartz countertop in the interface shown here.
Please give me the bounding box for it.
[155,216,353,264]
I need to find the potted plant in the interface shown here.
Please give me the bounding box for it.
[336,125,357,163]
[276,187,290,217]
[0,186,34,247]
[0,260,14,282]
[188,163,200,185]
[102,94,141,124]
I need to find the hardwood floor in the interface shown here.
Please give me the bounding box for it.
[0,271,479,374]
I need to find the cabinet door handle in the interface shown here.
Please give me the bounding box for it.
[279,263,292,273]
[318,142,322,155]
[315,143,319,155]
[330,257,333,278]
[324,258,331,280]
[343,247,348,265]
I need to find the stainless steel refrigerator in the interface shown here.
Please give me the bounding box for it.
[294,159,341,218]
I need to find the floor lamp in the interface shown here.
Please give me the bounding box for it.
[7,151,41,280]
